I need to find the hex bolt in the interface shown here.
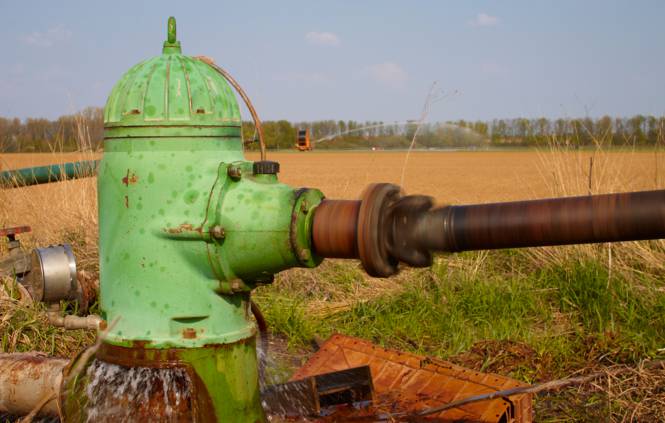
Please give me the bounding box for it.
[211,225,225,240]
[227,166,242,181]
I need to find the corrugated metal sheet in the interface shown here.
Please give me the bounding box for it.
[291,334,533,422]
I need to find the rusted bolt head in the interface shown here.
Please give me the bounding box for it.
[211,225,225,240]
[231,280,243,291]
[227,166,242,181]
[99,320,108,331]
[298,248,311,261]
[182,328,197,339]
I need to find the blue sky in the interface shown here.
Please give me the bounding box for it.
[1,1,664,122]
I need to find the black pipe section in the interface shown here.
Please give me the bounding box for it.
[312,184,665,277]
[415,189,665,253]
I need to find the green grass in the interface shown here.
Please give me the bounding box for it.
[257,253,665,367]
[0,279,95,357]
[254,250,665,419]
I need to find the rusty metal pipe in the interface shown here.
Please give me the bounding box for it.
[47,312,102,330]
[199,59,267,160]
[420,189,665,252]
[311,185,665,277]
[0,353,67,417]
[312,200,360,258]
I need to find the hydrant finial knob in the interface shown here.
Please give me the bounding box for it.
[167,17,177,43]
[163,16,181,54]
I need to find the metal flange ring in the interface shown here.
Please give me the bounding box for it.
[357,183,401,277]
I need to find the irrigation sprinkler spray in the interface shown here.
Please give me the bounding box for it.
[0,17,664,422]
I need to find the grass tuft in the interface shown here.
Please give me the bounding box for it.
[0,278,95,357]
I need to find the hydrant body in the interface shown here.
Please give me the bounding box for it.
[81,18,322,422]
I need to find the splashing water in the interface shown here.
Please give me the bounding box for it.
[256,332,313,391]
[84,359,192,422]
[257,335,320,420]
[79,342,361,422]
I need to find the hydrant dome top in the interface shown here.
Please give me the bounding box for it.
[103,17,241,130]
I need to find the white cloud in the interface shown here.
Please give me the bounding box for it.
[305,31,340,47]
[469,13,499,27]
[20,25,72,47]
[363,62,408,88]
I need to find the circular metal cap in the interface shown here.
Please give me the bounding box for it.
[26,244,78,304]
[253,161,280,175]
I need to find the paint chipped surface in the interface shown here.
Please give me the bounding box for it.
[122,170,138,186]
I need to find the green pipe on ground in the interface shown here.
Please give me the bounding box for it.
[0,160,100,187]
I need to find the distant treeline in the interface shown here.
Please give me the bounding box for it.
[1,108,663,152]
[0,108,104,153]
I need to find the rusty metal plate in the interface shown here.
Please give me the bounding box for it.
[291,334,533,422]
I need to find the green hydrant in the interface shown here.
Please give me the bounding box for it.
[9,15,663,423]
[62,18,323,421]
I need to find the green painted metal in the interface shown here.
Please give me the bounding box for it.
[103,17,240,134]
[163,16,181,54]
[99,139,321,348]
[0,160,99,187]
[178,340,264,422]
[93,17,324,421]
[203,162,323,289]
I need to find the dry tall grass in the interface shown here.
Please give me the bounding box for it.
[0,175,98,272]
[526,137,665,281]
[1,139,663,306]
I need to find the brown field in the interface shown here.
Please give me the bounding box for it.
[2,149,663,201]
[0,150,665,245]
[255,150,663,203]
[2,149,663,240]
[1,149,663,245]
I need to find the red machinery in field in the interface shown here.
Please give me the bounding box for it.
[296,128,313,151]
